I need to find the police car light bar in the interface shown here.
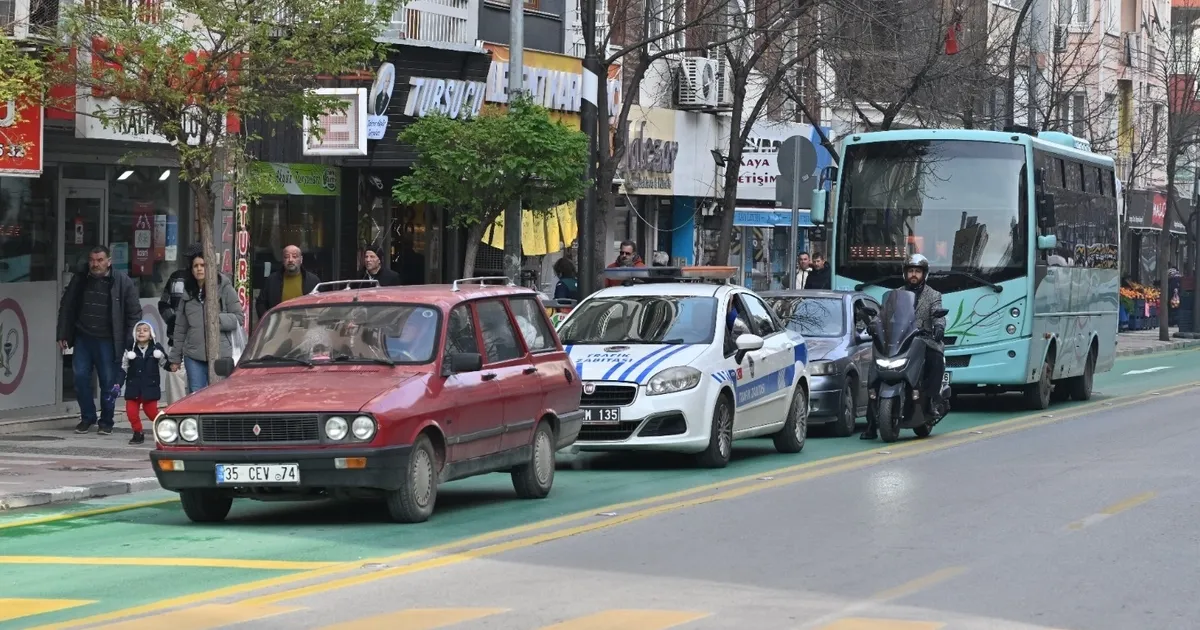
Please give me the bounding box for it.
[601,266,738,284]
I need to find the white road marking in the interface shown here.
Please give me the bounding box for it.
[1123,366,1172,375]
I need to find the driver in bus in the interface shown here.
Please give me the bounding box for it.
[862,254,947,439]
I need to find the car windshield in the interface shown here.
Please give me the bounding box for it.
[766,296,845,337]
[558,296,717,345]
[836,139,1029,290]
[243,304,441,365]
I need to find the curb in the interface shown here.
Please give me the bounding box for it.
[0,478,161,511]
[1115,338,1200,357]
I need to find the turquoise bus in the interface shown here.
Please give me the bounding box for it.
[810,129,1120,410]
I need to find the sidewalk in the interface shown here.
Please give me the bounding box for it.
[2,328,1198,513]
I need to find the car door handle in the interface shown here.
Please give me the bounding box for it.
[482,373,497,381]
[523,367,537,375]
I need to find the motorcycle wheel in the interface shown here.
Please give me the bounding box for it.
[876,397,900,443]
[912,420,933,438]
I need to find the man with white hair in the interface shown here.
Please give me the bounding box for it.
[255,245,320,318]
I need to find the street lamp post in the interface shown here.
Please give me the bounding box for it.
[577,0,601,297]
[503,0,526,285]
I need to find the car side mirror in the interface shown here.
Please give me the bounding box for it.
[214,357,235,378]
[932,308,949,318]
[734,333,764,363]
[810,189,827,224]
[443,352,483,376]
[1037,234,1058,251]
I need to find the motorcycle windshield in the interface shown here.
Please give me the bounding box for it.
[878,289,919,356]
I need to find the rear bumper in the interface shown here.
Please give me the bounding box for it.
[149,445,412,491]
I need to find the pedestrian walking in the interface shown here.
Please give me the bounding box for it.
[255,245,320,318]
[122,320,168,445]
[56,245,142,436]
[168,251,245,393]
[361,248,401,286]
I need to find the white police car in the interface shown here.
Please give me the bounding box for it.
[556,266,810,468]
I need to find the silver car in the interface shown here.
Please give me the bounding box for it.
[761,289,881,437]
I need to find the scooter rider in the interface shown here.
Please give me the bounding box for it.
[862,253,947,439]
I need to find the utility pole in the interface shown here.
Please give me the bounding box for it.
[577,0,601,297]
[503,0,526,285]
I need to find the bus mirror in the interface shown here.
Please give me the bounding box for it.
[1037,192,1057,228]
[811,189,827,224]
[1037,234,1058,251]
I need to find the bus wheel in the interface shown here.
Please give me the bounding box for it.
[1066,346,1097,401]
[1023,353,1055,410]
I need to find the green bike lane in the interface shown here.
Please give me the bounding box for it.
[1,349,1196,628]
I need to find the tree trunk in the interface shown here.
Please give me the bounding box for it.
[715,83,748,265]
[462,223,483,279]
[593,184,613,286]
[194,181,223,383]
[1158,224,1170,342]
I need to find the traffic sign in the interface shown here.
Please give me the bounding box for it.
[775,135,819,209]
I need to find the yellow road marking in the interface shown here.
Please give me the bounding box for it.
[539,610,711,630]
[1067,491,1157,531]
[0,498,178,531]
[818,619,945,630]
[0,600,95,623]
[90,604,302,629]
[317,608,509,630]
[31,381,1199,630]
[870,566,966,601]
[0,556,339,571]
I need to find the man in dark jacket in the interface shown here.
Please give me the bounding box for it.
[255,245,320,318]
[361,248,401,286]
[56,246,142,435]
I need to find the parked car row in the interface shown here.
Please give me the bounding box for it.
[149,269,874,524]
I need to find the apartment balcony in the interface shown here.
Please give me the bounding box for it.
[379,0,479,50]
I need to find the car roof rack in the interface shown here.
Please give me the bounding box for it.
[602,266,739,285]
[452,276,515,292]
[310,279,379,294]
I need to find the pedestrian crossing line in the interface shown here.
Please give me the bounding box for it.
[88,604,303,629]
[0,599,95,623]
[539,609,711,630]
[317,607,509,630]
[818,619,945,630]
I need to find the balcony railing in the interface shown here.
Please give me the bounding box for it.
[381,0,474,47]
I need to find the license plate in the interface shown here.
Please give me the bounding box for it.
[215,463,300,485]
[942,372,951,385]
[583,408,620,424]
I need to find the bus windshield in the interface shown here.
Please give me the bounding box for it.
[836,140,1028,290]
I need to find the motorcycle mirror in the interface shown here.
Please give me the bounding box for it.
[932,308,949,318]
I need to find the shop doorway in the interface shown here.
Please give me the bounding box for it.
[58,181,108,403]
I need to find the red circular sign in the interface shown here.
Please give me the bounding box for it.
[0,298,30,396]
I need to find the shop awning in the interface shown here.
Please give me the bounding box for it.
[733,207,814,228]
[482,202,579,255]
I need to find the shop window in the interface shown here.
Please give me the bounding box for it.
[108,167,184,299]
[391,202,427,285]
[252,194,337,285]
[0,176,57,283]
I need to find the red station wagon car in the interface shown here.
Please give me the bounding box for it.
[149,278,584,524]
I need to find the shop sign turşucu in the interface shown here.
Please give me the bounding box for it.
[618,121,678,192]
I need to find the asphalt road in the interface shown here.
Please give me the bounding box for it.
[3,349,1200,629]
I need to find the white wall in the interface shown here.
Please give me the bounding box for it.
[0,282,59,412]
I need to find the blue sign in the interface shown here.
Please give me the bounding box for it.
[732,208,814,228]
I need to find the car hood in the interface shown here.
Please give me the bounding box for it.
[164,367,425,415]
[565,343,708,384]
[805,338,843,361]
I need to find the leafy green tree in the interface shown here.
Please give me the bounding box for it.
[394,96,589,278]
[0,35,43,157]
[47,0,396,380]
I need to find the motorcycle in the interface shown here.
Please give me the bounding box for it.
[862,289,950,443]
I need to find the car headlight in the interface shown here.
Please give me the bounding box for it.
[646,366,702,395]
[876,357,907,369]
[155,418,179,443]
[352,416,376,441]
[809,360,837,376]
[325,416,348,440]
[179,418,199,442]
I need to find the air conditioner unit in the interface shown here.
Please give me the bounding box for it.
[715,57,734,108]
[1053,25,1068,52]
[2,0,31,40]
[677,57,718,108]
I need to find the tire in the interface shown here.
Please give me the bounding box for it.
[1023,351,1055,410]
[772,386,808,454]
[179,489,232,523]
[830,380,857,438]
[912,419,933,438]
[696,394,734,468]
[385,434,439,523]
[512,421,556,499]
[1066,346,1097,401]
[876,396,900,443]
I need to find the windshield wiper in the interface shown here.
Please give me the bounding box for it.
[330,353,395,366]
[930,270,1003,293]
[241,354,313,367]
[854,274,903,291]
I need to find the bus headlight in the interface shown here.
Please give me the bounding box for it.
[1006,324,1017,335]
[647,367,702,395]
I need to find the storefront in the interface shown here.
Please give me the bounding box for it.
[1125,190,1191,283]
[1,98,192,416]
[613,106,679,265]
